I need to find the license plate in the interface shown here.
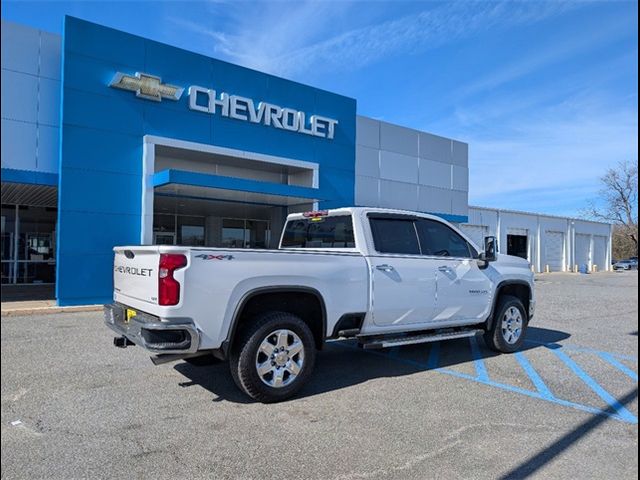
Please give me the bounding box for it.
[125,308,137,323]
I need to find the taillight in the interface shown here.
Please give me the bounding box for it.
[158,254,187,306]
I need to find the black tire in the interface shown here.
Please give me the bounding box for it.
[184,354,221,367]
[229,311,316,403]
[484,295,528,353]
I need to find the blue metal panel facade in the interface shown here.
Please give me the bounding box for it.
[57,17,356,305]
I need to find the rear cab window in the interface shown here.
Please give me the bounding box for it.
[281,215,356,248]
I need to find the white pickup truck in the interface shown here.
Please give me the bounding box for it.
[105,207,535,402]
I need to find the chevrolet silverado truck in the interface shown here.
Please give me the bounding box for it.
[105,207,535,403]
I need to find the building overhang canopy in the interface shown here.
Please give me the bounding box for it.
[152,169,324,207]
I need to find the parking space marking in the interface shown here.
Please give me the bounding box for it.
[514,351,554,399]
[550,348,638,424]
[426,340,440,370]
[336,338,638,425]
[597,352,638,381]
[469,336,490,382]
[525,339,637,362]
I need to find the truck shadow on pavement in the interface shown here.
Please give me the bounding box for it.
[173,327,570,404]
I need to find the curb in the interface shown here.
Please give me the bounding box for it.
[1,305,103,317]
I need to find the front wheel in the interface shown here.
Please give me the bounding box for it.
[484,295,528,353]
[229,312,316,403]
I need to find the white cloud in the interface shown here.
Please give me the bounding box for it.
[168,1,636,217]
[172,0,578,77]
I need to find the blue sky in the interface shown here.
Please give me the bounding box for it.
[2,0,638,216]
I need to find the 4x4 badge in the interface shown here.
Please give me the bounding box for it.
[194,254,234,260]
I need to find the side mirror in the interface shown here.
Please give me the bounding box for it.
[482,236,497,262]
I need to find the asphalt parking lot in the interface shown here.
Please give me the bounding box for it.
[1,272,637,479]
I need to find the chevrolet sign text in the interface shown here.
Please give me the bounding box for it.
[188,86,338,140]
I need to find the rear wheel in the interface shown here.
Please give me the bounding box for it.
[229,311,316,403]
[484,295,528,353]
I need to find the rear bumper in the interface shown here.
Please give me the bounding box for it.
[104,303,200,354]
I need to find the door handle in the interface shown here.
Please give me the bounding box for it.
[376,264,395,272]
[438,265,453,272]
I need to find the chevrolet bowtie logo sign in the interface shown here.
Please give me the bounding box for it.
[109,72,184,102]
[107,71,339,139]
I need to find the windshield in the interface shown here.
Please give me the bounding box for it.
[281,215,356,248]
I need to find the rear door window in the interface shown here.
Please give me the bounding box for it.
[369,218,421,255]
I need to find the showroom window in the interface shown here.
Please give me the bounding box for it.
[1,204,57,284]
[222,219,270,249]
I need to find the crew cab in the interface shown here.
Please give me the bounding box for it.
[105,207,535,402]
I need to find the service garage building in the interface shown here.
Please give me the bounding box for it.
[1,17,613,306]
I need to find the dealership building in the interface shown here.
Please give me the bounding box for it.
[1,17,613,306]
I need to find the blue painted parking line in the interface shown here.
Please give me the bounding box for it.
[426,341,440,370]
[332,339,638,425]
[597,352,638,381]
[434,364,635,423]
[514,351,554,400]
[551,348,638,424]
[469,336,490,382]
[525,339,638,362]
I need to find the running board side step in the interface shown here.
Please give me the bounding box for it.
[359,329,483,349]
[150,352,208,366]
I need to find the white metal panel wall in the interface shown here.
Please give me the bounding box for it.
[460,224,488,250]
[467,207,612,273]
[545,231,564,272]
[467,207,498,230]
[1,21,61,174]
[355,116,469,218]
[592,235,607,271]
[575,234,591,269]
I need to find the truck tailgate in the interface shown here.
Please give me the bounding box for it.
[113,247,160,305]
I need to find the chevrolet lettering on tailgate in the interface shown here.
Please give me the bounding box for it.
[114,265,153,277]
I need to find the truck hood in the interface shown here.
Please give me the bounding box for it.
[494,253,530,269]
[484,253,534,285]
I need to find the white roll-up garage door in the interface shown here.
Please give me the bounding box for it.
[460,225,488,250]
[575,234,591,269]
[593,235,607,271]
[545,231,564,272]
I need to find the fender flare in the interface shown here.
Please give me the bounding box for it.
[222,286,328,357]
[485,280,532,331]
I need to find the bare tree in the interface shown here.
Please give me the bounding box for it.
[584,160,638,257]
